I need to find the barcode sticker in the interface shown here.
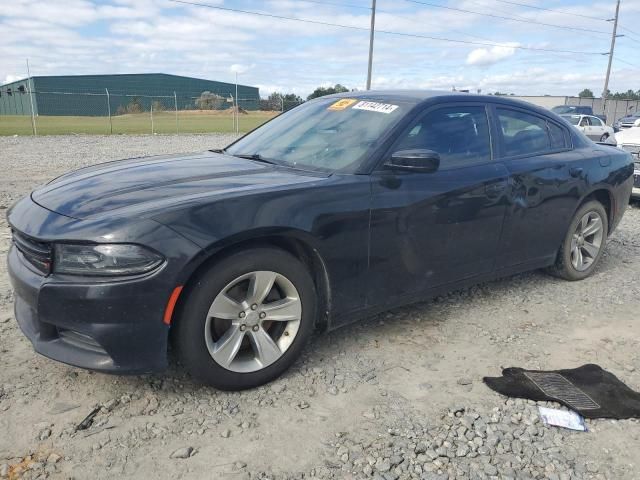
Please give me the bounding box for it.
[352,101,399,114]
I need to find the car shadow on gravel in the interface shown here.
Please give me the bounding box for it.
[105,268,567,394]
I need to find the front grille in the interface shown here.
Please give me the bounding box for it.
[622,144,640,165]
[622,144,640,155]
[11,230,52,274]
[58,329,107,354]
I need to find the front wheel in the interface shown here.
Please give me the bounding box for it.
[174,247,316,390]
[599,133,609,142]
[548,200,608,281]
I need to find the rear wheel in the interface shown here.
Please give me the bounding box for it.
[548,200,608,281]
[174,247,316,390]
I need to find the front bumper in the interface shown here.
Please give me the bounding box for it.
[8,246,172,373]
[6,197,202,374]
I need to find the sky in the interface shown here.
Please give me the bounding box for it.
[1,0,639,98]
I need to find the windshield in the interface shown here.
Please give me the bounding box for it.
[561,114,581,125]
[226,97,412,172]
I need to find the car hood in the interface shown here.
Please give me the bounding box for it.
[616,127,640,145]
[31,151,327,220]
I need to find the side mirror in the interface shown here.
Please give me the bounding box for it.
[386,149,440,173]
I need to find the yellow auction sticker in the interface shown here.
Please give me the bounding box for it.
[328,98,357,111]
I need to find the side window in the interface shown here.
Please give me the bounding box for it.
[579,117,590,127]
[394,105,491,168]
[590,117,602,127]
[497,108,552,157]
[548,121,568,149]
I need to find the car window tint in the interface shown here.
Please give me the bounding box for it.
[548,122,568,149]
[497,108,552,157]
[591,117,602,126]
[395,105,491,167]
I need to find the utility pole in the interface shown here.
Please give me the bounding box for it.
[235,71,239,134]
[26,59,37,136]
[366,0,376,90]
[602,0,621,103]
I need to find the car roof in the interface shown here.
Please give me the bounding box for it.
[325,89,463,102]
[323,89,558,113]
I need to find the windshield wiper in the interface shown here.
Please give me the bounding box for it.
[231,153,278,165]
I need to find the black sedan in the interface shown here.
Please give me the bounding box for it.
[7,91,635,390]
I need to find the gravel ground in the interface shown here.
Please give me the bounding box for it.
[1,135,640,480]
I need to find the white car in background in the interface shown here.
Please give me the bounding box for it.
[561,114,615,143]
[615,118,640,199]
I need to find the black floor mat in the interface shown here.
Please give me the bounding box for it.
[483,364,640,419]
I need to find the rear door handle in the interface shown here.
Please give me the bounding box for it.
[570,167,583,178]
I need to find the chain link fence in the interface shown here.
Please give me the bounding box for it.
[511,95,640,125]
[0,89,304,136]
[564,96,640,125]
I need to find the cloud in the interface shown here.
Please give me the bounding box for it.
[0,0,638,98]
[466,44,518,66]
[230,64,253,75]
[3,74,23,84]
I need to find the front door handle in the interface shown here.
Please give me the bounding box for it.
[570,167,583,178]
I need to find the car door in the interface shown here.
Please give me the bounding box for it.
[367,102,509,307]
[578,116,594,139]
[492,105,586,270]
[589,116,605,139]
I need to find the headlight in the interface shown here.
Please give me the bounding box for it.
[53,244,164,276]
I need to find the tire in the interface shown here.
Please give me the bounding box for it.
[548,200,608,281]
[599,133,609,142]
[174,247,316,390]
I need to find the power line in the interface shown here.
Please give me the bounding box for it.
[380,9,502,44]
[465,0,540,22]
[168,0,606,56]
[489,0,610,22]
[618,24,640,37]
[614,57,640,69]
[278,0,371,10]
[618,25,640,42]
[406,0,612,35]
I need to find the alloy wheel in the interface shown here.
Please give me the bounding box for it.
[204,271,302,373]
[570,211,604,272]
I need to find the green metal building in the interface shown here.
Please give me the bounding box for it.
[0,73,260,116]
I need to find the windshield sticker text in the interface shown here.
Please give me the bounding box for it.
[352,101,399,114]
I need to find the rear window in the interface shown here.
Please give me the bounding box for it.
[498,108,568,157]
[548,122,568,149]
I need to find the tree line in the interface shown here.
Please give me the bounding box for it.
[260,84,351,111]
[579,88,640,100]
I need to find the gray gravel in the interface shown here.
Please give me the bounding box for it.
[1,135,640,479]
